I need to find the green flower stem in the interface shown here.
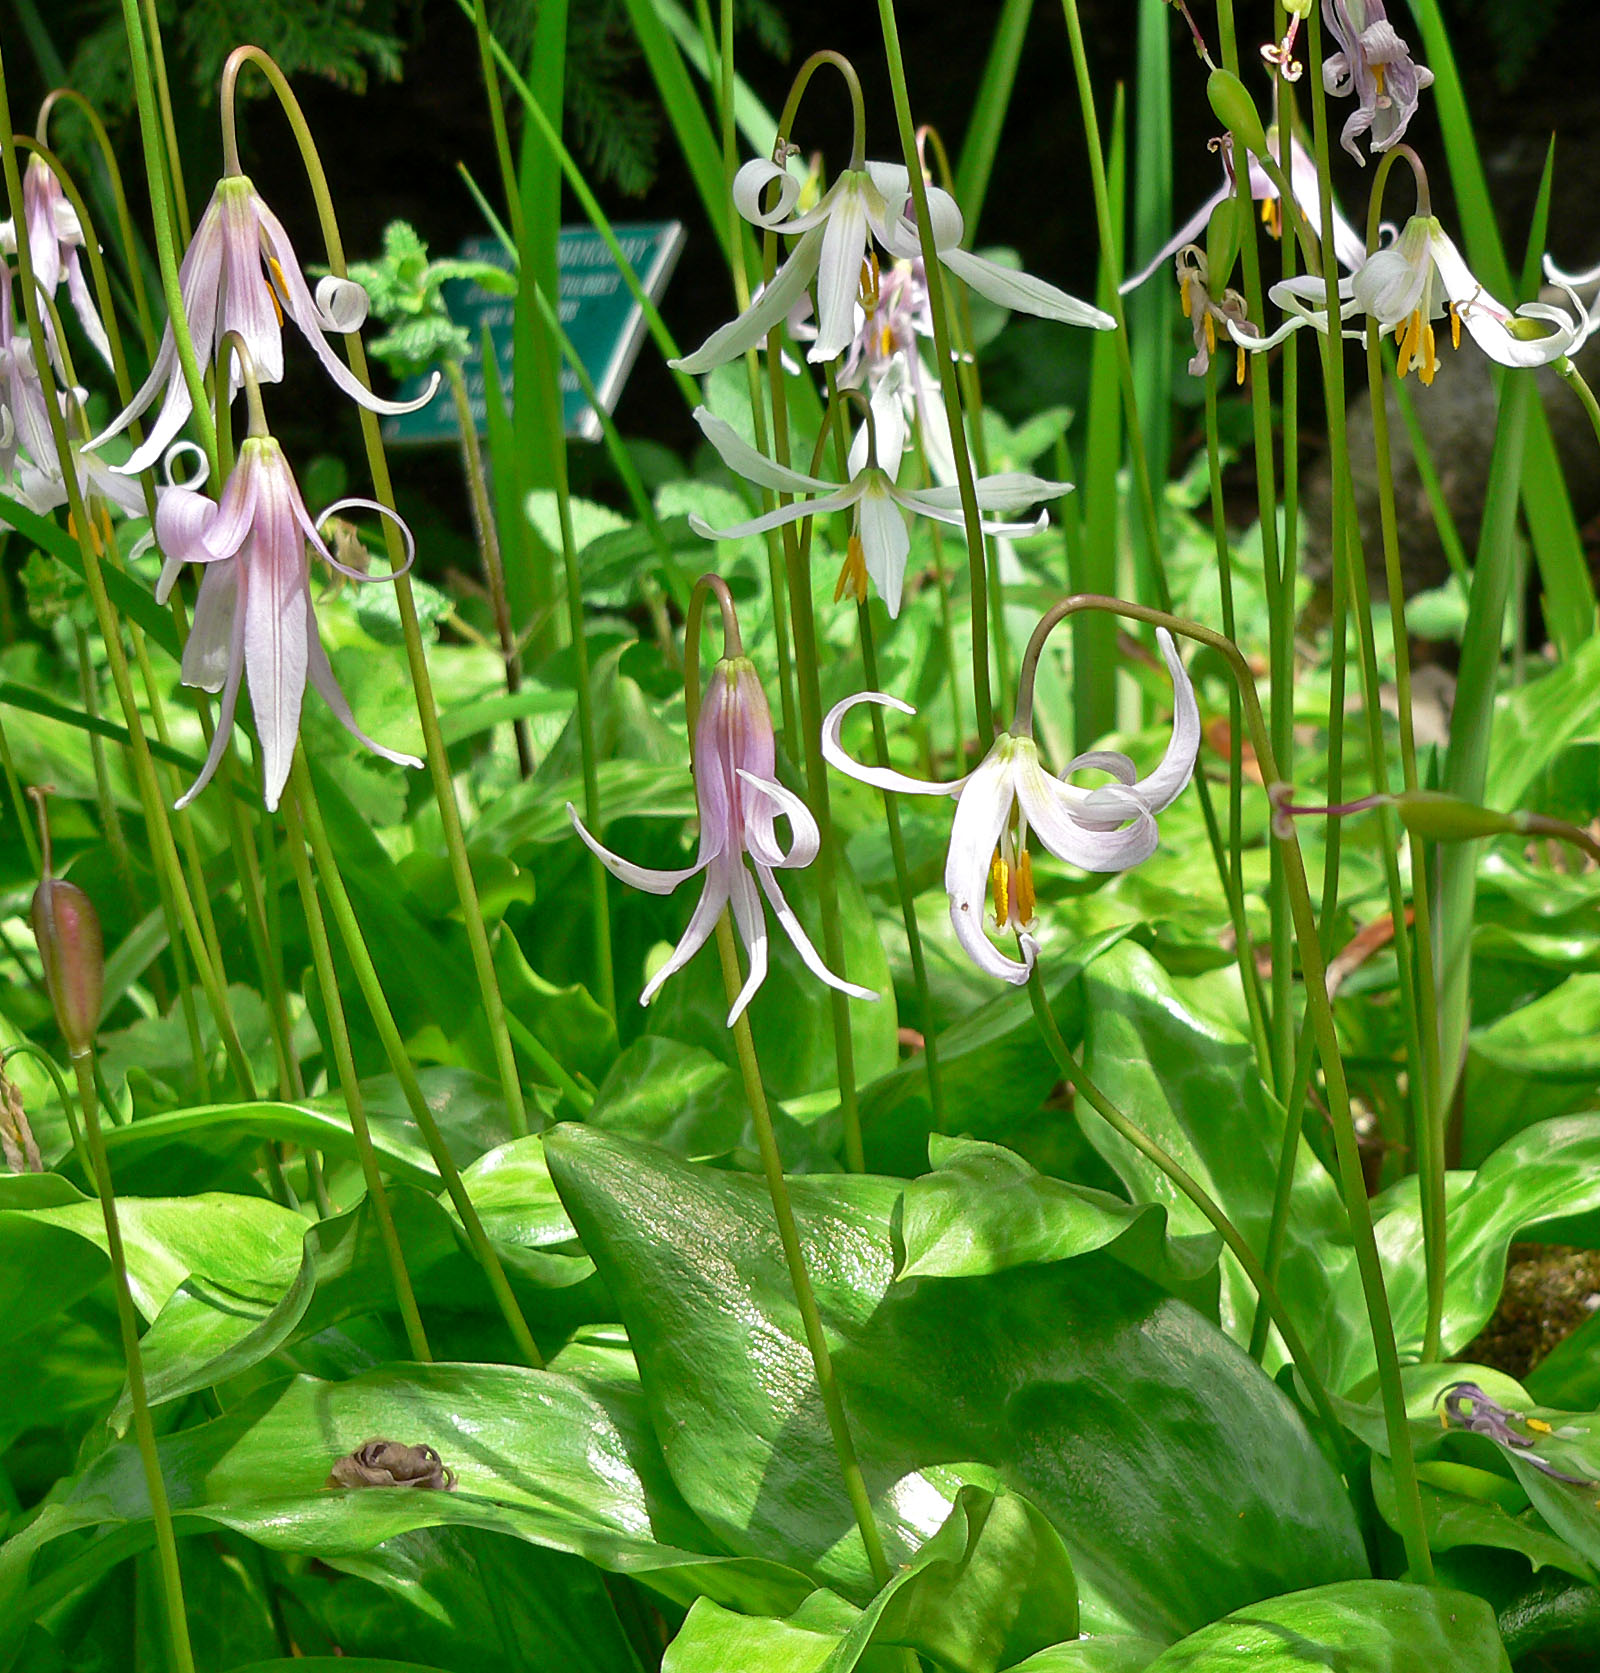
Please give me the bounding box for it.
[857,601,947,1133]
[1247,1010,1320,1362]
[1022,592,1433,1583]
[70,1050,194,1673]
[876,0,995,740]
[713,913,893,1589]
[0,707,39,874]
[470,0,524,248]
[1364,316,1445,1359]
[72,624,138,921]
[35,91,157,352]
[288,756,544,1368]
[443,356,534,778]
[0,66,257,1101]
[114,0,217,479]
[4,1041,88,1182]
[922,467,968,770]
[1556,358,1600,474]
[1026,968,1345,1455]
[222,46,532,1137]
[139,0,190,243]
[1202,373,1275,1088]
[280,788,432,1362]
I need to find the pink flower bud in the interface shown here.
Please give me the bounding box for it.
[31,874,102,1057]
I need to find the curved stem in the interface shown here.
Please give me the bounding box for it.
[773,51,867,173]
[3,1040,86,1178]
[72,1052,194,1673]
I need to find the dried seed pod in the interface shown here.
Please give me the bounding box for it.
[0,1070,41,1173]
[326,1438,456,1491]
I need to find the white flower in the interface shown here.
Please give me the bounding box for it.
[1321,0,1434,163]
[569,655,875,1025]
[1236,215,1583,379]
[0,154,112,367]
[688,407,1068,619]
[672,158,1111,374]
[823,628,1200,984]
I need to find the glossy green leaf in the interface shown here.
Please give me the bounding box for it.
[1484,637,1600,810]
[1465,979,1600,1157]
[896,1137,1220,1298]
[545,1124,1365,1641]
[1008,1642,1163,1673]
[1142,1579,1510,1671]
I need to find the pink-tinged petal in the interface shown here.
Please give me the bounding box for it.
[1121,190,1222,295]
[692,407,837,495]
[22,170,61,298]
[938,247,1114,330]
[180,557,240,692]
[944,747,1019,973]
[1014,746,1160,873]
[822,691,970,796]
[200,445,263,562]
[304,602,423,773]
[314,275,369,332]
[239,469,311,812]
[63,252,113,370]
[154,484,226,600]
[303,496,417,582]
[174,573,247,809]
[857,482,910,618]
[671,226,826,374]
[690,482,863,544]
[219,185,284,384]
[638,860,733,1006]
[755,863,878,1001]
[737,769,820,871]
[724,862,769,1025]
[811,184,871,363]
[256,199,441,417]
[567,802,708,896]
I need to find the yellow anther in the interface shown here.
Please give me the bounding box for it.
[859,250,881,312]
[834,534,868,605]
[1179,275,1193,318]
[1396,310,1419,379]
[880,324,894,358]
[1449,300,1462,350]
[1527,1417,1553,1434]
[1373,62,1387,97]
[1203,310,1217,357]
[1014,848,1035,923]
[990,850,1010,923]
[266,255,289,327]
[1236,345,1248,386]
[1261,197,1282,240]
[1418,320,1438,386]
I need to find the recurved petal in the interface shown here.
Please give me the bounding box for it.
[671,226,826,373]
[1126,627,1201,814]
[737,769,820,871]
[1430,229,1582,368]
[153,484,223,602]
[304,600,424,772]
[822,691,970,796]
[692,406,838,495]
[732,158,803,230]
[724,862,770,1025]
[944,746,1024,974]
[1014,745,1161,873]
[938,246,1115,330]
[901,470,1072,516]
[639,861,732,1006]
[567,802,709,896]
[755,864,878,1001]
[314,274,370,332]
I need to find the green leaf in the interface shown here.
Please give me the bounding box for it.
[1466,978,1600,1157]
[545,1124,1366,1640]
[1142,1579,1510,1670]
[1007,1642,1163,1673]
[897,1137,1221,1298]
[1483,636,1600,810]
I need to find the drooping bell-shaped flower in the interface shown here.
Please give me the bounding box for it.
[0,265,59,482]
[89,173,438,475]
[823,628,1199,984]
[1321,0,1434,162]
[0,155,112,368]
[569,652,875,1025]
[673,157,1112,373]
[1175,246,1258,380]
[152,426,423,811]
[688,407,1068,619]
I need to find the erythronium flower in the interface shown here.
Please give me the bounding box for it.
[1122,132,1366,295]
[688,407,1068,619]
[568,651,875,1025]
[1436,1383,1593,1485]
[152,418,422,811]
[672,157,1111,373]
[823,628,1199,984]
[1175,246,1258,380]
[1321,0,1434,163]
[0,155,112,367]
[1235,216,1583,380]
[89,173,438,475]
[0,267,58,481]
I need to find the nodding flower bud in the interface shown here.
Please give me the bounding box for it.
[1207,70,1269,160]
[1390,789,1522,843]
[1204,192,1251,294]
[28,791,102,1058]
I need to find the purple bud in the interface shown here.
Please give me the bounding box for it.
[31,876,103,1057]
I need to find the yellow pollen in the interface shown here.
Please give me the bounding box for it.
[1261,197,1282,240]
[1203,311,1216,356]
[1014,848,1035,923]
[1236,345,1247,386]
[1527,1417,1553,1434]
[1448,300,1462,350]
[834,533,868,605]
[990,850,1010,923]
[859,250,881,312]
[1372,62,1387,97]
[1179,275,1193,318]
[266,255,288,327]
[880,324,894,358]
[1396,310,1420,379]
[1418,319,1438,386]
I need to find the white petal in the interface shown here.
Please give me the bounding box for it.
[671,226,825,374]
[692,406,837,494]
[724,862,769,1025]
[732,158,802,229]
[690,483,863,544]
[737,769,820,870]
[1544,253,1600,291]
[857,483,910,618]
[567,802,708,896]
[1119,192,1221,295]
[822,691,970,796]
[1351,246,1427,326]
[944,749,1032,984]
[1014,747,1160,872]
[938,246,1115,330]
[1128,627,1201,813]
[755,864,878,1001]
[314,274,370,332]
[1430,228,1582,368]
[811,185,870,363]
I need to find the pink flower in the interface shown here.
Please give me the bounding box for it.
[0,155,112,367]
[0,266,58,482]
[1321,0,1434,163]
[153,434,422,811]
[90,174,437,475]
[568,656,876,1024]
